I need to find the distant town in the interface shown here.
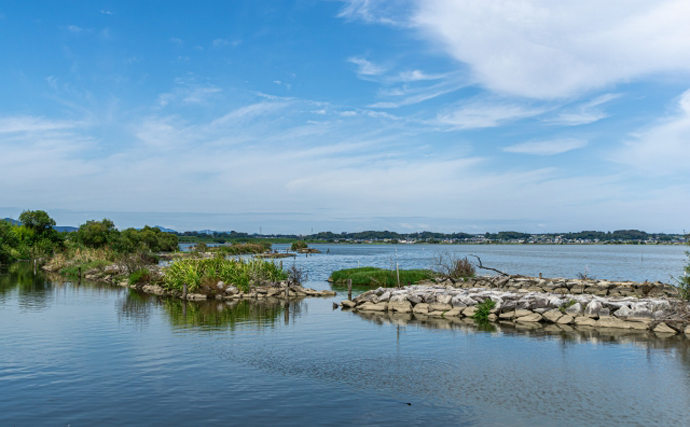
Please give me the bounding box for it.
[175,229,689,245]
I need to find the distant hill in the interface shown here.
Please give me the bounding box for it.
[2,218,76,232]
[153,225,177,233]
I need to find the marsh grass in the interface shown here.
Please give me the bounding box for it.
[331,267,436,287]
[212,243,270,255]
[163,257,287,293]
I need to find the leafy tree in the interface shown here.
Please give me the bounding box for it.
[18,210,56,237]
[0,220,20,263]
[74,219,119,248]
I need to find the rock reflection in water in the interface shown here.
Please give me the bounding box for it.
[354,310,690,367]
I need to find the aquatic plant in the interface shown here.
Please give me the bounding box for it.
[676,251,690,300]
[330,267,436,287]
[472,299,496,322]
[163,257,288,293]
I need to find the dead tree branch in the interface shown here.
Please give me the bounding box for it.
[468,254,510,277]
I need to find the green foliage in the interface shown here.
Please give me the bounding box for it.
[676,250,690,300]
[163,257,288,293]
[0,220,20,264]
[129,268,152,285]
[291,241,308,251]
[19,210,56,235]
[73,219,119,248]
[113,226,178,253]
[472,299,496,321]
[213,242,269,255]
[331,266,436,286]
[559,299,577,314]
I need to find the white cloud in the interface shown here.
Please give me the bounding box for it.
[503,138,588,155]
[344,0,690,99]
[437,99,545,129]
[170,37,183,46]
[348,56,386,76]
[0,116,80,134]
[548,93,621,126]
[397,70,445,82]
[614,89,690,174]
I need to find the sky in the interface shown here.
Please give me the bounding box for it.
[1,0,689,234]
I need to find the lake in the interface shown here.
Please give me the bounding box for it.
[1,244,689,426]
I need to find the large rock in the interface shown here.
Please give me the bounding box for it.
[556,315,574,324]
[516,313,543,322]
[389,301,413,313]
[542,309,563,323]
[186,293,207,301]
[613,304,654,320]
[437,294,452,305]
[341,300,357,308]
[584,300,607,318]
[565,302,583,317]
[407,293,423,304]
[653,322,677,335]
[413,303,429,315]
[358,302,388,312]
[596,316,633,329]
[428,303,452,312]
[574,316,597,327]
[462,307,478,317]
[443,308,463,317]
[686,325,690,335]
[375,291,391,303]
[142,284,166,296]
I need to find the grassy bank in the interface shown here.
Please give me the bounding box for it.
[330,266,436,287]
[163,257,288,294]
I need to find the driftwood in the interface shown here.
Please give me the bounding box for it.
[468,254,510,277]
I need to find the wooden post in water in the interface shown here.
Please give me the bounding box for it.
[396,263,400,288]
[347,279,352,301]
[78,266,82,278]
[539,272,542,279]
[182,283,188,300]
[33,259,37,275]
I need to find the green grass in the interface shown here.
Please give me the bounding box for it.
[472,299,496,321]
[60,259,113,277]
[330,266,437,287]
[211,243,270,255]
[163,257,288,293]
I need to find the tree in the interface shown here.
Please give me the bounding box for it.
[0,220,20,263]
[19,210,56,237]
[75,219,119,248]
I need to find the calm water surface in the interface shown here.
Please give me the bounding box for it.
[1,245,689,426]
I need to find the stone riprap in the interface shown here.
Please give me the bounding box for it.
[418,276,680,299]
[343,285,690,335]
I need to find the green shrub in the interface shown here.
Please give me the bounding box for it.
[331,266,436,286]
[163,257,288,293]
[291,241,308,251]
[472,299,496,321]
[129,268,152,285]
[59,259,113,277]
[676,251,690,300]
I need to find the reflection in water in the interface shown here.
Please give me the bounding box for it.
[163,298,305,330]
[0,262,53,310]
[354,310,690,373]
[116,290,307,331]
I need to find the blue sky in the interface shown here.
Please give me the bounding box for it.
[1,0,689,234]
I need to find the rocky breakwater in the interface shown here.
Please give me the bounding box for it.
[426,276,680,299]
[121,280,336,302]
[341,285,690,336]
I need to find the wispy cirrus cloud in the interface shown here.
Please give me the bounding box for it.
[614,88,690,174]
[348,56,386,77]
[503,138,588,156]
[436,98,546,129]
[547,93,621,126]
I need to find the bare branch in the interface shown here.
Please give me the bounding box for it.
[468,254,509,277]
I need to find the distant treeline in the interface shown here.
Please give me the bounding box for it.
[174,229,686,243]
